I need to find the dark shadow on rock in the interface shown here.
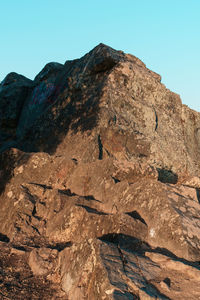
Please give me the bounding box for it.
[152,246,200,270]
[11,245,28,252]
[196,188,200,204]
[0,232,10,243]
[140,284,170,300]
[163,277,171,288]
[126,210,147,226]
[99,233,200,270]
[98,233,151,254]
[58,188,77,196]
[58,189,101,203]
[47,241,72,252]
[76,204,108,215]
[0,72,33,145]
[29,182,53,190]
[157,168,178,184]
[113,289,137,299]
[98,134,103,160]
[112,176,121,183]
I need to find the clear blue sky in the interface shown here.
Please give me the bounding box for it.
[1,0,200,111]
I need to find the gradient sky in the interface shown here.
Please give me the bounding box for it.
[0,0,200,111]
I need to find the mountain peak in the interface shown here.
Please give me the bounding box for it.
[0,45,200,299]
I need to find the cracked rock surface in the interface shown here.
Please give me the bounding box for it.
[0,44,200,299]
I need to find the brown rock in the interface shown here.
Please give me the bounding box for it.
[28,247,58,276]
[0,44,200,299]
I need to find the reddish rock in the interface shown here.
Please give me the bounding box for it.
[0,44,200,299]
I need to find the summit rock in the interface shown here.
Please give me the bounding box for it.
[0,44,200,299]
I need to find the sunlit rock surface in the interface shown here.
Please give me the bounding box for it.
[0,44,200,299]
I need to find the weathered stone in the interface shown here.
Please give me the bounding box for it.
[28,247,58,276]
[0,44,200,299]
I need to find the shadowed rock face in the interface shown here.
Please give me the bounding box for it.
[0,43,200,299]
[0,72,32,146]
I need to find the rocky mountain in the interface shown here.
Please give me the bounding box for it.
[0,44,200,299]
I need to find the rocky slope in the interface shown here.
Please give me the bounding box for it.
[0,44,200,299]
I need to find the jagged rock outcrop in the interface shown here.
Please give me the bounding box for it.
[0,72,32,147]
[0,44,200,299]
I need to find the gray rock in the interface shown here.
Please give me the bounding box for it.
[0,72,32,143]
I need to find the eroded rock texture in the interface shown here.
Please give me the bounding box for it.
[0,44,200,299]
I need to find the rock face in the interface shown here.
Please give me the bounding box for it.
[0,72,32,147]
[0,44,200,299]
